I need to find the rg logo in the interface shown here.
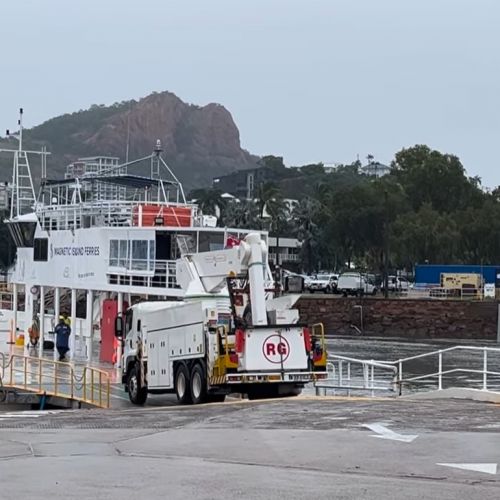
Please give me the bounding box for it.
[262,335,290,364]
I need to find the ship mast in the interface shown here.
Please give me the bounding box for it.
[0,108,50,218]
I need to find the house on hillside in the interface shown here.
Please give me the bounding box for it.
[361,160,392,177]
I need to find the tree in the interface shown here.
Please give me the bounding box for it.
[265,197,291,266]
[258,155,286,171]
[392,145,483,213]
[292,197,322,273]
[189,188,226,219]
[390,203,460,268]
[223,200,260,229]
[256,181,280,219]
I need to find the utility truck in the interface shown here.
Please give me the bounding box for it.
[118,233,327,405]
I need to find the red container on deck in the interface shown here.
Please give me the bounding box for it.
[132,204,192,227]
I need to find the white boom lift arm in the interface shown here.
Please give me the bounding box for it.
[176,233,271,326]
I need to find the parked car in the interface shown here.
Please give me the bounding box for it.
[381,276,410,292]
[338,272,377,296]
[308,273,338,294]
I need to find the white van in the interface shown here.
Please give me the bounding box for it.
[338,272,377,296]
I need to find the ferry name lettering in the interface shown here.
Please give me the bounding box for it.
[53,245,100,257]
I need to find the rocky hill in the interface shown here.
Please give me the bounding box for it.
[0,92,258,190]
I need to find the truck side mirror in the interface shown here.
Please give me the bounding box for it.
[115,316,124,338]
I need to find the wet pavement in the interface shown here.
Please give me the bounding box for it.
[0,397,499,499]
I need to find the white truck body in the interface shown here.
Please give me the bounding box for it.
[338,273,376,296]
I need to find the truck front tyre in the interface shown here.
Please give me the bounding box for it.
[175,363,192,405]
[190,363,207,405]
[127,364,148,406]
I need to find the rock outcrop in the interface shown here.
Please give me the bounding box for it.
[0,91,258,190]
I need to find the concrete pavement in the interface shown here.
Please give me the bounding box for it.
[1,397,499,499]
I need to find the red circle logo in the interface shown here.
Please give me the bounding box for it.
[262,335,290,364]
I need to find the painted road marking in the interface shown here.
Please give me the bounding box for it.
[437,463,498,475]
[363,422,418,443]
[0,410,69,420]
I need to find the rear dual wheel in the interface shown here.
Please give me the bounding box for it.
[175,363,192,404]
[175,362,212,405]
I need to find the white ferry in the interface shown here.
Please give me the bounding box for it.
[0,110,266,364]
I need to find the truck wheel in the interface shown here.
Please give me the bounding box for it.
[190,363,207,405]
[175,363,192,405]
[127,364,148,405]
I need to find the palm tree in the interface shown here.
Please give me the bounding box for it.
[266,197,290,267]
[292,197,322,273]
[223,199,260,229]
[190,188,226,219]
[256,181,279,219]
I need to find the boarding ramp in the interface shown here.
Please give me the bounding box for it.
[0,353,110,408]
[315,346,500,398]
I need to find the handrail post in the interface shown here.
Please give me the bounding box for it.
[483,349,488,391]
[398,360,402,396]
[99,372,102,407]
[339,360,343,387]
[107,378,110,409]
[24,357,27,390]
[39,359,42,393]
[438,350,443,390]
[370,360,375,397]
[83,368,87,402]
[54,363,58,395]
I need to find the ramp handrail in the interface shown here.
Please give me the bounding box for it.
[0,354,110,408]
[316,354,398,396]
[391,345,500,395]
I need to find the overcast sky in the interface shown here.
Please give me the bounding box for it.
[1,0,499,186]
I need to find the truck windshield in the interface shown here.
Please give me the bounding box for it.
[125,309,133,335]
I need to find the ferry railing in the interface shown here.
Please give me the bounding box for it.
[107,259,178,288]
[38,199,198,230]
[0,354,110,408]
[393,345,500,395]
[315,354,398,396]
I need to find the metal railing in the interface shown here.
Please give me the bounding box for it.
[0,354,110,408]
[107,259,178,288]
[394,346,500,395]
[314,345,500,398]
[315,354,398,396]
[38,199,198,231]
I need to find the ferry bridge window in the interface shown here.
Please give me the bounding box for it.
[19,222,36,247]
[33,238,48,262]
[198,232,224,252]
[148,240,155,271]
[132,240,148,270]
[110,239,154,271]
[109,240,119,267]
[119,240,128,267]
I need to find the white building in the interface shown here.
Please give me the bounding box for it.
[361,161,392,177]
[267,236,301,266]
